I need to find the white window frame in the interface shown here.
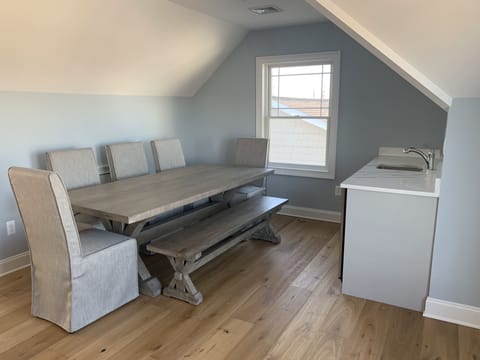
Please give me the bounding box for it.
[256,51,340,179]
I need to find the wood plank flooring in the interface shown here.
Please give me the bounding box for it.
[0,215,478,359]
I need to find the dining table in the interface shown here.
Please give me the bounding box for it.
[68,164,274,297]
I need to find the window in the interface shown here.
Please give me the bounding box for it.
[256,52,340,179]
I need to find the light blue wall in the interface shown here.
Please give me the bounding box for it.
[179,22,447,211]
[0,22,449,263]
[0,92,189,259]
[429,98,480,307]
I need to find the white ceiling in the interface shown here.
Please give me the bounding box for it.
[0,0,246,96]
[308,0,480,109]
[170,0,326,29]
[0,0,327,96]
[3,0,472,106]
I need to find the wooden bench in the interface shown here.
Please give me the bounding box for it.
[147,195,288,305]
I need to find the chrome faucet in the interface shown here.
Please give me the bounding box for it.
[403,147,435,170]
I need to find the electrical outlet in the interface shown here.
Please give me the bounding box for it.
[6,220,16,236]
[335,186,342,196]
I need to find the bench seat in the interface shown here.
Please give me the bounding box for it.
[147,195,287,304]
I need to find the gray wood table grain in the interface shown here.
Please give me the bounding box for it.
[68,165,274,297]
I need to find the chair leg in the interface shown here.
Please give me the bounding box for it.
[163,256,203,305]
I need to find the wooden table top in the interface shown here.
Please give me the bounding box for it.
[69,165,274,224]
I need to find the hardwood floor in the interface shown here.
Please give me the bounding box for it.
[0,215,478,359]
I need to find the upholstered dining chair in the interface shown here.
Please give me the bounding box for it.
[230,138,270,202]
[151,138,209,212]
[8,167,139,333]
[46,148,100,190]
[105,142,149,181]
[151,138,186,172]
[46,148,103,231]
[107,141,182,231]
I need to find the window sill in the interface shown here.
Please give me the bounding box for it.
[270,167,335,179]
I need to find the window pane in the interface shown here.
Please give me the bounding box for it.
[270,64,332,118]
[270,108,281,117]
[271,67,280,76]
[269,117,328,166]
[322,73,331,101]
[279,65,324,75]
[278,74,322,100]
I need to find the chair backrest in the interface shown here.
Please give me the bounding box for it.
[105,142,149,181]
[8,167,81,292]
[234,138,269,168]
[151,138,186,172]
[46,148,100,190]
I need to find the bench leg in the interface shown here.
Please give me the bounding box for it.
[163,257,203,305]
[251,221,281,244]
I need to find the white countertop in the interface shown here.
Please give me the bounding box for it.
[341,155,441,197]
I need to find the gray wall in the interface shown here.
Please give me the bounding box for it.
[179,22,447,211]
[0,92,189,260]
[429,98,480,307]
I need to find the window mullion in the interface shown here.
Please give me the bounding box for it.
[265,66,272,137]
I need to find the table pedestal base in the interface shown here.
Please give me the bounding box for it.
[139,277,162,297]
[251,222,281,244]
[137,254,162,297]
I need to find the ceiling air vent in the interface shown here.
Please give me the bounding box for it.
[248,5,283,15]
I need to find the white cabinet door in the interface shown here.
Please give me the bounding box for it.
[342,189,438,311]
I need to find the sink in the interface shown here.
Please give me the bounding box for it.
[376,164,423,172]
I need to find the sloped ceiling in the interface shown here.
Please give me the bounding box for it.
[171,0,325,29]
[308,0,480,110]
[7,0,469,103]
[0,0,246,96]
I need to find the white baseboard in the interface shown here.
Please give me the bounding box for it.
[278,205,341,223]
[0,251,31,277]
[424,296,480,329]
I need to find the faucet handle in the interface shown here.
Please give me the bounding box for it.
[429,150,436,170]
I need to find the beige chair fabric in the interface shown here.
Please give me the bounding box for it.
[46,148,103,231]
[105,141,179,228]
[106,142,149,181]
[234,138,269,168]
[151,138,186,172]
[45,148,100,190]
[150,138,204,219]
[8,167,138,333]
[231,138,269,201]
